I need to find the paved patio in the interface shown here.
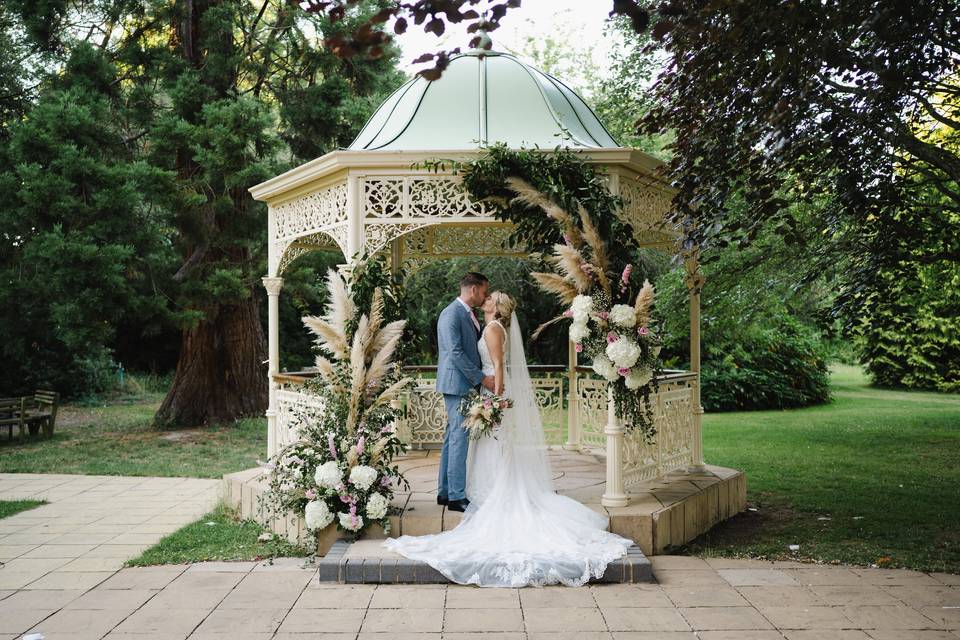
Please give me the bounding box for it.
[2,473,959,639]
[1,555,958,639]
[0,473,220,591]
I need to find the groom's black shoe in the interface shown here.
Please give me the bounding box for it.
[447,498,470,512]
[437,495,448,506]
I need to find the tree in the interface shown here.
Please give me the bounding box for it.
[5,0,404,422]
[0,44,176,396]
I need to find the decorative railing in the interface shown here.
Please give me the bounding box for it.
[271,366,699,493]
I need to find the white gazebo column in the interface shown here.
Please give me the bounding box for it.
[262,276,284,458]
[346,173,364,260]
[564,339,581,450]
[685,253,706,471]
[601,387,629,507]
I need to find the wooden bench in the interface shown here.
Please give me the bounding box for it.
[0,390,59,440]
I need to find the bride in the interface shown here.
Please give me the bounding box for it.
[384,291,634,587]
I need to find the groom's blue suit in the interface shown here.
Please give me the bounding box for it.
[436,298,484,502]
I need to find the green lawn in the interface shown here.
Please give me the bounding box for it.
[691,364,960,573]
[0,393,266,478]
[0,500,45,519]
[126,503,308,566]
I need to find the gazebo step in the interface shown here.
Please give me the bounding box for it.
[317,539,654,584]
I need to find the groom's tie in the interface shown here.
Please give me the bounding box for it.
[468,308,480,333]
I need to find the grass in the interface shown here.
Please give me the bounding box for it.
[0,500,45,519]
[689,364,960,573]
[126,502,309,566]
[0,392,266,478]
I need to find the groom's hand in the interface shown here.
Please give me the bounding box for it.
[481,375,496,392]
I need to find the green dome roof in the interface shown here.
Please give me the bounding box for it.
[349,51,620,151]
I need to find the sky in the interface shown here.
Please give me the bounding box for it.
[392,0,620,93]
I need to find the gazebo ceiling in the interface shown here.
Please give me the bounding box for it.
[349,50,620,151]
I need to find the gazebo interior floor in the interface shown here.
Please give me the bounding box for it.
[224,449,746,558]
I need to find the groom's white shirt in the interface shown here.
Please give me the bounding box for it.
[456,296,481,332]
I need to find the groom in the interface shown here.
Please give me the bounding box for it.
[435,272,496,512]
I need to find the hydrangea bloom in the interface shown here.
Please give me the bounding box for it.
[338,511,364,531]
[304,500,334,530]
[625,367,653,390]
[569,321,590,344]
[591,354,620,382]
[571,295,593,323]
[606,337,641,368]
[348,465,378,491]
[314,461,342,489]
[365,492,389,520]
[608,304,636,328]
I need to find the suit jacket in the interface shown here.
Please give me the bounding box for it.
[435,299,484,396]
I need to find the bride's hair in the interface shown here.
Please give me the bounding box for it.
[490,291,517,328]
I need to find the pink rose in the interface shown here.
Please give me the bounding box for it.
[563,308,573,318]
[574,343,583,353]
[607,332,619,343]
[638,326,650,336]
[305,488,316,500]
[618,367,631,376]
[598,311,609,320]
[483,399,493,409]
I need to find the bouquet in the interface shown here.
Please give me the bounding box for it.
[458,389,513,440]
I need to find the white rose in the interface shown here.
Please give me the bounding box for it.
[608,304,636,328]
[591,354,620,382]
[338,511,364,531]
[569,321,590,343]
[571,295,593,323]
[348,465,378,491]
[606,337,641,368]
[314,461,342,489]
[625,368,653,390]
[304,500,334,531]
[365,493,389,520]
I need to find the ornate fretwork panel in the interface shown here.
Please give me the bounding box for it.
[397,224,529,276]
[403,379,447,447]
[618,176,677,248]
[365,222,428,257]
[270,181,349,275]
[576,376,609,451]
[274,383,326,450]
[532,378,565,446]
[622,375,696,487]
[363,176,495,221]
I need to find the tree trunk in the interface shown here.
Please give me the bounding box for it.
[154,285,268,427]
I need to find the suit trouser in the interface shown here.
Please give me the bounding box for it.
[438,393,469,501]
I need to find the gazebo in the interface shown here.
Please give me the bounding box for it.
[248,51,709,511]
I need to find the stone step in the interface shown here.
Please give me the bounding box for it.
[318,539,654,585]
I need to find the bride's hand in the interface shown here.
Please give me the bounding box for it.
[495,382,504,395]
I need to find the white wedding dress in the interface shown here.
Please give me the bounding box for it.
[384,313,633,587]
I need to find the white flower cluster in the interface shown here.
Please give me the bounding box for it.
[365,492,389,520]
[591,354,620,382]
[608,304,636,328]
[348,465,378,491]
[569,294,593,344]
[304,500,334,531]
[313,461,342,489]
[625,368,652,390]
[606,336,641,368]
[339,512,364,531]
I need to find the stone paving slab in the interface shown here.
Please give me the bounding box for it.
[0,555,957,639]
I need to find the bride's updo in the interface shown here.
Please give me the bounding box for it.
[491,291,517,328]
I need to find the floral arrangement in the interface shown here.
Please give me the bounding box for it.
[262,258,412,545]
[505,178,663,438]
[458,389,513,440]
